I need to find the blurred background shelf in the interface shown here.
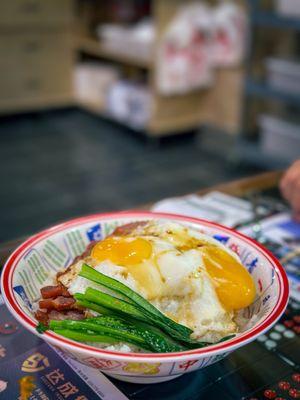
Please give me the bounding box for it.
[77,95,208,137]
[0,96,75,115]
[238,0,300,169]
[77,98,147,133]
[252,11,300,30]
[236,139,289,170]
[245,79,300,105]
[76,99,106,116]
[77,37,153,70]
[0,0,74,117]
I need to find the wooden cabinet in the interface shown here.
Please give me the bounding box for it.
[0,32,72,66]
[0,0,73,27]
[0,0,74,114]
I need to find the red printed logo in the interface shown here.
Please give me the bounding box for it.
[229,244,240,255]
[179,360,198,371]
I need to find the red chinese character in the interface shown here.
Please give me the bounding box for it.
[278,381,290,390]
[292,373,300,383]
[284,320,294,328]
[58,382,79,398]
[179,360,198,371]
[293,316,300,324]
[45,369,65,385]
[289,388,300,399]
[293,326,300,334]
[75,396,88,400]
[263,389,277,399]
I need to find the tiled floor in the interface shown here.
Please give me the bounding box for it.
[0,108,261,242]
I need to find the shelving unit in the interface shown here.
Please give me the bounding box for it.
[0,0,246,139]
[77,37,152,70]
[237,0,300,168]
[253,11,300,30]
[75,0,247,138]
[245,79,300,105]
[73,0,218,138]
[77,99,147,133]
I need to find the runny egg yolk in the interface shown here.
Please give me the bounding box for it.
[90,235,256,310]
[91,237,152,266]
[202,246,256,311]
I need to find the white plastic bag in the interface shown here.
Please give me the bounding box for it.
[211,2,247,67]
[156,3,214,95]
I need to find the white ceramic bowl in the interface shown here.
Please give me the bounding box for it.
[1,212,289,384]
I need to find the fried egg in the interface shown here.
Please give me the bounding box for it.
[58,220,256,342]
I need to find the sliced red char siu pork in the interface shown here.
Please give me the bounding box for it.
[112,221,148,236]
[35,309,85,325]
[35,284,84,325]
[39,296,76,311]
[40,284,71,299]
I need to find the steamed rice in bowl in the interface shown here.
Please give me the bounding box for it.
[34,219,257,352]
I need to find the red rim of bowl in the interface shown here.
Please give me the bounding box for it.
[1,211,289,362]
